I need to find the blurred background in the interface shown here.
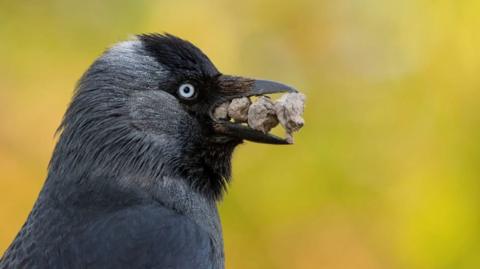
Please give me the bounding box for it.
[1,0,479,268]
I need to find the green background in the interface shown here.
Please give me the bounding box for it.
[1,0,480,268]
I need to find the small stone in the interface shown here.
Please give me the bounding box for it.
[274,93,305,143]
[228,97,251,122]
[247,96,279,133]
[213,101,229,120]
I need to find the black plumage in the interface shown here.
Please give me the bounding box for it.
[0,34,296,269]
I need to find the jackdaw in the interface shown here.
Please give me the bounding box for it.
[0,34,297,269]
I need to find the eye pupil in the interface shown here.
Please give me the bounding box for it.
[178,83,196,99]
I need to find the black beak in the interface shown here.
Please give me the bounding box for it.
[211,75,297,145]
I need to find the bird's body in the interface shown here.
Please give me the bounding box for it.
[1,34,297,268]
[2,176,221,269]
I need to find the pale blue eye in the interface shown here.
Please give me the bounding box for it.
[178,83,195,99]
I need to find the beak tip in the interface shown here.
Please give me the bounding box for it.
[252,79,298,95]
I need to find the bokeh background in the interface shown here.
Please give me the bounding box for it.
[1,0,480,268]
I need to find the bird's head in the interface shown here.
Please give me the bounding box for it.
[50,34,296,200]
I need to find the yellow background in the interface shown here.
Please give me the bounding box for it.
[1,1,480,268]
